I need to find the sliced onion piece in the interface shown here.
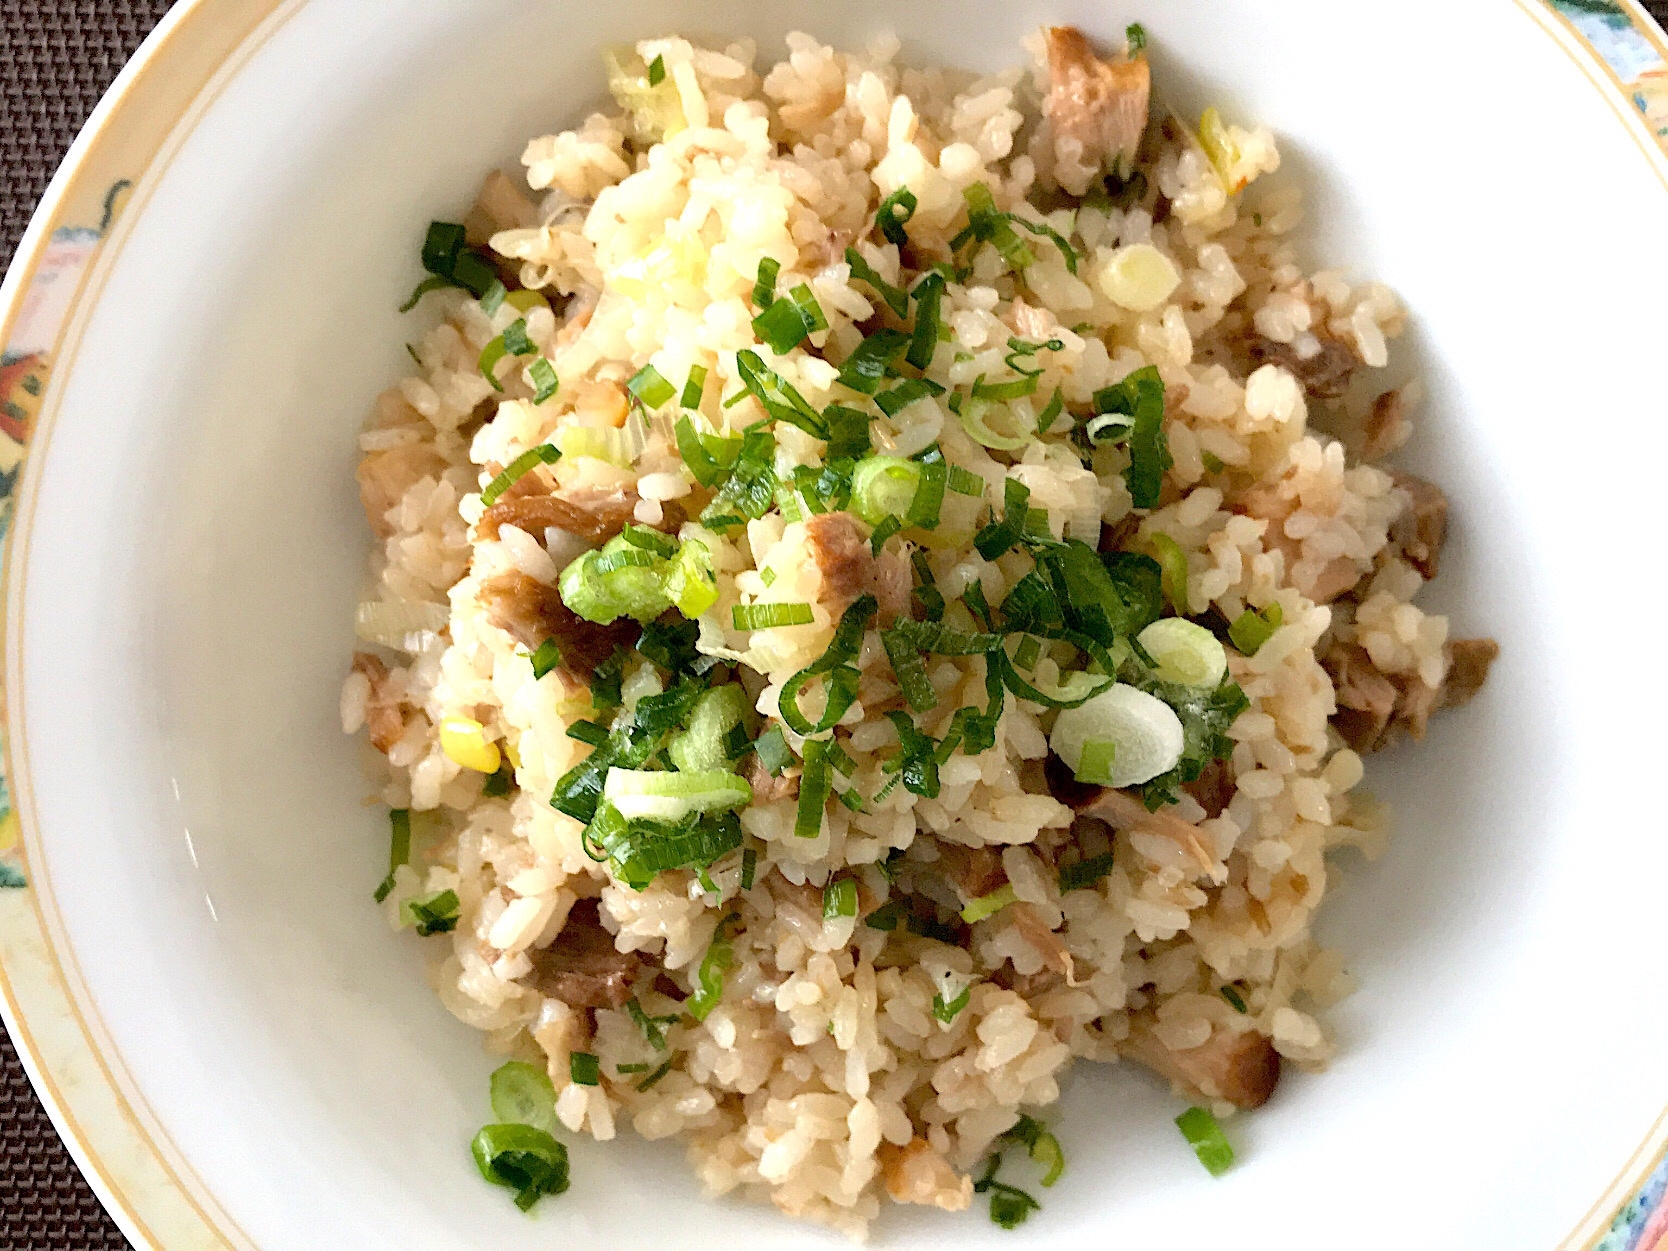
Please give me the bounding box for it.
[355,599,450,652]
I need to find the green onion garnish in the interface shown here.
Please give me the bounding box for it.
[1094,366,1170,508]
[845,247,909,319]
[732,602,814,630]
[733,350,828,439]
[566,719,609,746]
[1035,387,1064,434]
[688,912,738,1021]
[1004,1115,1065,1187]
[753,725,792,777]
[906,272,943,370]
[874,187,918,245]
[864,900,902,931]
[1176,1106,1236,1177]
[778,595,875,735]
[626,997,678,1051]
[480,442,561,507]
[932,984,971,1023]
[481,761,515,797]
[960,884,1017,924]
[471,1123,569,1212]
[528,357,559,405]
[373,808,412,903]
[740,846,758,890]
[636,1059,674,1091]
[874,376,943,418]
[823,877,857,919]
[502,319,534,357]
[880,627,938,713]
[1126,22,1147,52]
[490,1060,560,1135]
[569,1052,601,1086]
[1220,985,1249,1014]
[626,363,676,409]
[402,220,500,310]
[796,738,832,838]
[971,373,1041,402]
[480,280,507,316]
[1058,851,1116,893]
[1201,450,1225,473]
[976,1159,1040,1229]
[680,363,707,409]
[975,477,1032,560]
[1151,532,1189,615]
[869,514,903,556]
[647,53,666,85]
[752,257,780,310]
[616,1063,649,1074]
[1075,739,1118,785]
[400,888,459,936]
[752,294,816,354]
[529,636,562,680]
[1228,602,1283,655]
[836,329,909,394]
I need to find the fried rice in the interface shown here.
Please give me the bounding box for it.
[341,26,1496,1236]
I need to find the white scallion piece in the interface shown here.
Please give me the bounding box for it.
[1137,618,1228,688]
[603,767,752,823]
[1049,683,1184,787]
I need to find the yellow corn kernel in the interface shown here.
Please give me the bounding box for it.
[503,736,522,772]
[440,717,501,774]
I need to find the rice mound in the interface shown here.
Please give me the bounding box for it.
[341,29,1491,1236]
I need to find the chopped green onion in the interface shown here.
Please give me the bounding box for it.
[733,350,827,439]
[875,187,918,245]
[974,1154,1041,1229]
[1036,387,1065,434]
[1013,635,1042,670]
[932,985,971,1023]
[1220,985,1249,1013]
[796,738,832,838]
[627,997,679,1050]
[975,478,1032,560]
[789,283,827,332]
[845,247,909,319]
[1094,366,1170,508]
[961,883,1017,924]
[603,767,751,824]
[1201,450,1226,473]
[665,537,719,618]
[906,273,943,370]
[954,183,1033,269]
[627,363,676,410]
[636,1059,674,1091]
[740,846,758,890]
[823,877,858,919]
[528,357,559,404]
[864,900,902,931]
[869,514,903,555]
[1228,602,1283,655]
[906,449,948,530]
[688,913,738,1021]
[753,726,792,777]
[502,319,534,357]
[946,465,985,496]
[1007,215,1080,274]
[824,405,873,461]
[752,294,817,354]
[373,808,412,903]
[400,888,459,936]
[881,626,938,713]
[972,373,1041,402]
[481,761,515,797]
[615,1062,650,1074]
[837,329,909,394]
[421,221,467,278]
[480,442,561,507]
[647,53,666,86]
[732,602,814,630]
[674,415,733,488]
[471,1123,569,1212]
[480,280,507,316]
[778,596,875,735]
[1151,533,1189,615]
[1004,1115,1066,1187]
[1058,851,1116,893]
[591,649,626,709]
[874,376,943,418]
[752,257,780,310]
[569,1052,601,1086]
[1176,1106,1236,1177]
[566,719,609,746]
[490,1060,560,1136]
[680,364,708,409]
[1126,22,1148,52]
[850,456,920,525]
[1075,738,1118,784]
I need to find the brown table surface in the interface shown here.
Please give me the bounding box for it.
[5,1,1668,1247]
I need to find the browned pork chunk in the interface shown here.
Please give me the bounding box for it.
[1361,387,1411,461]
[1123,1015,1282,1110]
[357,442,451,539]
[464,170,538,247]
[1071,785,1216,875]
[1248,332,1359,401]
[1391,474,1448,580]
[1324,636,1499,753]
[527,899,641,1010]
[742,751,800,803]
[1043,26,1151,179]
[805,511,911,619]
[477,570,637,672]
[351,652,411,753]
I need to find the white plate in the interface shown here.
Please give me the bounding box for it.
[3,1,1667,1247]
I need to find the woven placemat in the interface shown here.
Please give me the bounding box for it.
[3,3,1668,1249]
